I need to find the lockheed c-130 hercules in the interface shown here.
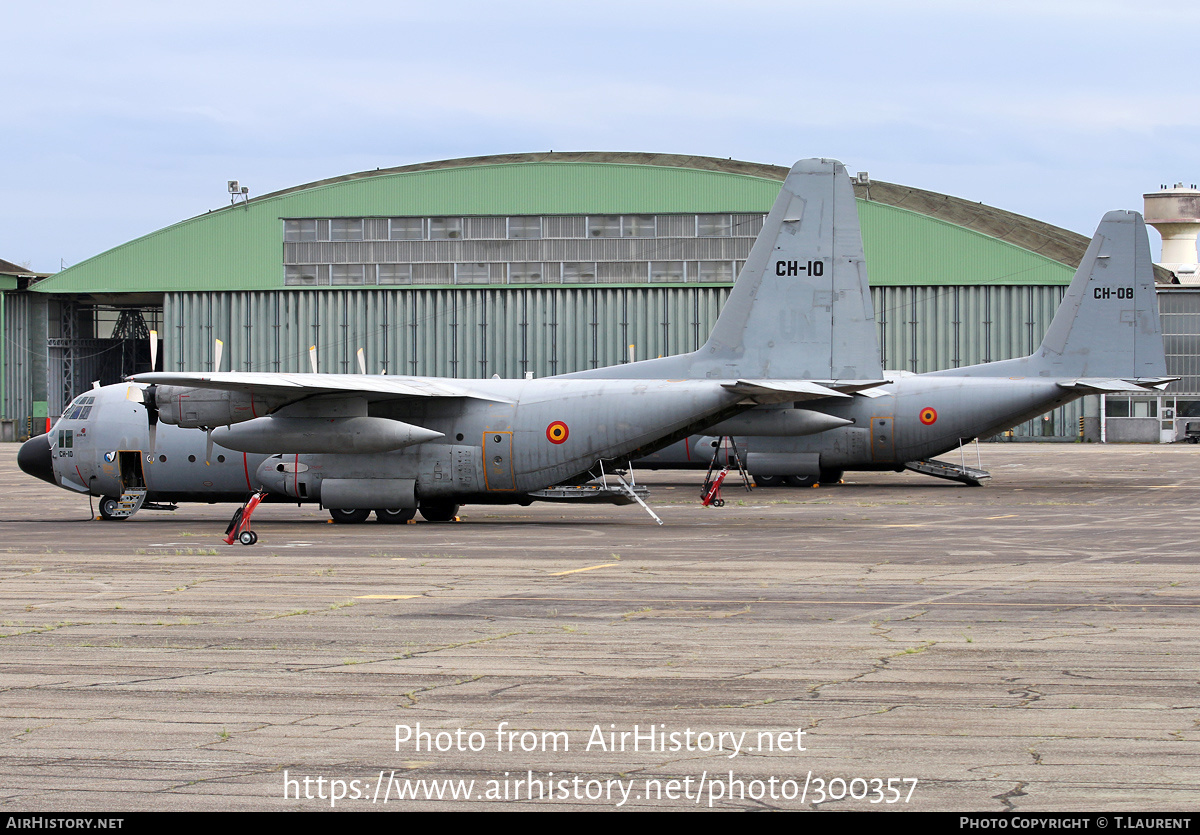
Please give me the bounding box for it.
[19,158,1171,528]
[19,159,896,528]
[564,168,1172,487]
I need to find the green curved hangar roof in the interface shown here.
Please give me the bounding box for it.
[33,151,1095,294]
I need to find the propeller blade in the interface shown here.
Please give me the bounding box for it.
[309,345,318,374]
[205,429,214,466]
[214,339,224,372]
[357,347,366,375]
[149,329,158,372]
[144,384,159,453]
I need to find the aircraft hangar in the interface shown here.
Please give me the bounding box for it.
[3,151,1195,443]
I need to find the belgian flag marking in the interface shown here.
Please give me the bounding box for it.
[546,421,569,444]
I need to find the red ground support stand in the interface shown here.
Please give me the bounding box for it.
[702,467,730,507]
[224,491,266,545]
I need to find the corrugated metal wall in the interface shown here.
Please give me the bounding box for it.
[164,285,1079,437]
[1157,288,1200,393]
[875,285,1066,371]
[2,292,33,421]
[165,287,734,378]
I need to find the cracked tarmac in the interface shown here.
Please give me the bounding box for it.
[1,443,1198,810]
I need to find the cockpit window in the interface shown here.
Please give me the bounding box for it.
[64,396,95,421]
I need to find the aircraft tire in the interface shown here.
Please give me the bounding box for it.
[819,468,845,485]
[329,508,371,524]
[98,497,124,520]
[752,475,784,488]
[376,508,416,524]
[420,503,460,523]
[784,475,817,487]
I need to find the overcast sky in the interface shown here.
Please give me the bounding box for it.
[5,0,1199,274]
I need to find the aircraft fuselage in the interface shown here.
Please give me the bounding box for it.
[639,373,1076,475]
[25,377,750,508]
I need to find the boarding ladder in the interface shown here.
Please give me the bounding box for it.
[110,488,148,519]
[904,439,991,486]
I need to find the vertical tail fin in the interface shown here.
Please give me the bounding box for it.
[1031,210,1166,379]
[560,158,883,381]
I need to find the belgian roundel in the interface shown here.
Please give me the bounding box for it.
[546,421,569,444]
[919,407,938,426]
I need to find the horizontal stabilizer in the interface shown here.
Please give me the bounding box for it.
[1058,376,1180,393]
[722,379,878,404]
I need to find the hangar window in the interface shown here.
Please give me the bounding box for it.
[389,218,424,240]
[455,263,491,283]
[695,261,735,282]
[285,265,326,285]
[377,264,412,284]
[429,218,463,239]
[330,219,364,241]
[508,217,542,239]
[509,262,549,283]
[332,264,368,285]
[562,262,597,283]
[650,261,685,282]
[284,219,319,242]
[697,214,733,237]
[587,216,620,238]
[622,216,656,237]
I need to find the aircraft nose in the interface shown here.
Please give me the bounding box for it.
[18,434,57,485]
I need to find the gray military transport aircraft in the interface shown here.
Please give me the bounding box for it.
[18,158,889,528]
[563,166,1173,487]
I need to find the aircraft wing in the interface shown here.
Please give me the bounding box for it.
[722,379,887,405]
[128,371,514,455]
[130,371,515,403]
[1058,377,1180,393]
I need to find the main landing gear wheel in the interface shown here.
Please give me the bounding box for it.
[784,475,817,487]
[98,496,124,520]
[419,503,460,523]
[329,508,371,524]
[819,468,845,485]
[375,508,416,524]
[238,530,258,545]
[752,475,784,488]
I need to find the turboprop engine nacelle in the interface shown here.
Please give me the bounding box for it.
[155,385,289,429]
